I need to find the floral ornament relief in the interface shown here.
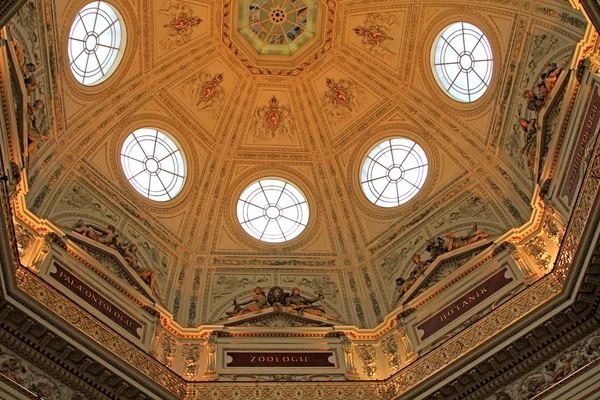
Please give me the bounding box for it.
[353,13,398,58]
[357,344,378,378]
[381,336,400,373]
[322,78,363,121]
[184,72,225,117]
[250,95,294,140]
[0,344,76,399]
[524,236,553,271]
[490,331,600,400]
[159,1,203,49]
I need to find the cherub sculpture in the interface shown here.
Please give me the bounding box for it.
[159,1,203,48]
[286,287,340,320]
[225,287,268,317]
[322,78,362,121]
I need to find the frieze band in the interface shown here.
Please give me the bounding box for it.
[49,263,142,339]
[226,352,336,368]
[417,268,514,340]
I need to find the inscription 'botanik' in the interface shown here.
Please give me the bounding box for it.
[439,287,488,322]
[417,268,514,340]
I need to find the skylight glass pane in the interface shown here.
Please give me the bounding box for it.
[120,128,187,201]
[68,1,125,86]
[237,178,310,243]
[360,138,428,208]
[432,22,493,102]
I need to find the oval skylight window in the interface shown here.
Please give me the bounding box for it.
[432,22,493,102]
[360,138,428,208]
[68,1,125,85]
[237,179,309,243]
[120,128,186,201]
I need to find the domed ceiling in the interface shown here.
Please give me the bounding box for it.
[19,0,586,329]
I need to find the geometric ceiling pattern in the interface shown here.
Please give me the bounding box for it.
[20,0,587,332]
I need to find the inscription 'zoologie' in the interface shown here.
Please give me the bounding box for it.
[226,352,335,367]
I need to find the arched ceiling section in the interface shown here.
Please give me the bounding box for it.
[20,0,587,327]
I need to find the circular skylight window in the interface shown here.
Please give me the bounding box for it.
[120,128,186,201]
[360,138,428,208]
[68,1,125,85]
[237,179,309,243]
[432,22,493,102]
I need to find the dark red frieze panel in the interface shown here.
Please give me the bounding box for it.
[226,352,336,368]
[49,262,142,339]
[417,268,513,340]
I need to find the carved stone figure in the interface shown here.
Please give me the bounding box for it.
[519,117,537,174]
[267,286,288,310]
[27,100,48,159]
[393,254,430,303]
[539,62,564,98]
[74,221,161,298]
[523,87,546,114]
[411,254,431,276]
[425,237,447,260]
[10,34,36,79]
[225,287,268,317]
[74,220,115,244]
[395,275,417,300]
[225,286,340,320]
[119,243,160,296]
[445,223,489,252]
[523,61,565,114]
[287,287,340,320]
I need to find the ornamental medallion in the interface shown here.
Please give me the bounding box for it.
[251,96,293,139]
[353,13,398,58]
[184,72,226,117]
[160,1,203,49]
[323,78,362,121]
